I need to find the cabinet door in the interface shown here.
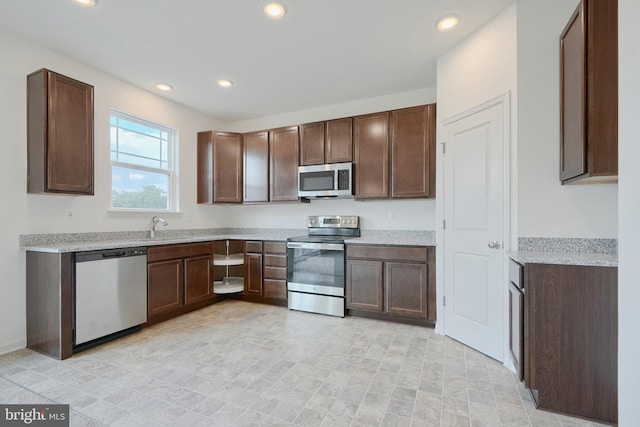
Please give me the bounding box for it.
[184,255,212,305]
[390,105,435,198]
[325,118,353,164]
[560,0,618,183]
[245,253,263,295]
[346,259,383,311]
[244,131,269,203]
[197,131,214,204]
[560,5,587,182]
[148,259,184,317]
[269,126,299,201]
[354,112,389,199]
[299,122,325,166]
[213,132,243,203]
[27,69,94,195]
[386,261,428,318]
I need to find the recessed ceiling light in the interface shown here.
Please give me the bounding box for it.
[436,15,459,31]
[217,79,234,88]
[156,83,173,91]
[264,2,286,19]
[74,0,96,6]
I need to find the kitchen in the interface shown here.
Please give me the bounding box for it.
[0,0,638,426]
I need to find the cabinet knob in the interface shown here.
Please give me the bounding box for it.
[488,241,501,249]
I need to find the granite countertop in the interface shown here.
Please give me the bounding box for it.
[509,237,618,267]
[508,250,618,267]
[19,229,436,253]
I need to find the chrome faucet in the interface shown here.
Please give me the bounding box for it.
[150,216,168,239]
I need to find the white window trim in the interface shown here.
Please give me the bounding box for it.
[110,110,179,213]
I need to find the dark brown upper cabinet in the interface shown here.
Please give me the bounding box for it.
[243,130,269,203]
[197,131,243,204]
[300,118,353,166]
[559,0,617,184]
[299,122,325,166]
[27,69,94,195]
[269,126,300,202]
[390,104,436,198]
[354,112,390,199]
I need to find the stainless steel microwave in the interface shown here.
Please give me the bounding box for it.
[298,162,353,198]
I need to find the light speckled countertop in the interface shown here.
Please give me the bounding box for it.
[508,251,617,267]
[19,229,436,253]
[509,237,618,267]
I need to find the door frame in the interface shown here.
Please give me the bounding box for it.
[435,92,514,365]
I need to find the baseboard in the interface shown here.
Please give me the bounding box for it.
[0,339,26,356]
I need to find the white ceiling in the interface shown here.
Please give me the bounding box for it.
[0,0,515,122]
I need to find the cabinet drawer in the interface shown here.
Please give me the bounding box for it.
[264,254,287,268]
[246,241,263,253]
[264,266,286,280]
[148,242,212,262]
[509,259,524,288]
[263,279,287,299]
[347,245,427,262]
[264,241,286,254]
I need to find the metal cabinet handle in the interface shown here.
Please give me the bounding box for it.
[488,241,501,249]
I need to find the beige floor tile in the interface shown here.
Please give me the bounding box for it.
[0,300,610,427]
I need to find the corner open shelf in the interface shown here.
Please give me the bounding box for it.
[213,241,244,294]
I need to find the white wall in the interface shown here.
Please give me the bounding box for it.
[435,4,517,339]
[0,30,223,354]
[617,0,640,424]
[516,0,617,238]
[0,30,439,354]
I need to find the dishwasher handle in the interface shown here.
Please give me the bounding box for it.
[102,251,126,258]
[75,247,147,263]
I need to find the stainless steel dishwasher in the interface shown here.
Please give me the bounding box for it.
[74,247,147,350]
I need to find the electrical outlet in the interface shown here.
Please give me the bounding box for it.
[65,210,73,220]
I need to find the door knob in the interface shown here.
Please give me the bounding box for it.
[488,241,501,249]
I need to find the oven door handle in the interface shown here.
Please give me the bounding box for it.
[287,242,344,251]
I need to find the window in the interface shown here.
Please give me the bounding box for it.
[110,111,177,211]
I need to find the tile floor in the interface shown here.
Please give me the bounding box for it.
[0,300,609,427]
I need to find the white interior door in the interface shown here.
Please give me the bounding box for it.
[442,96,508,361]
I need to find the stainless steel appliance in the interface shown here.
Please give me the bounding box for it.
[297,162,353,199]
[287,215,360,317]
[74,247,148,350]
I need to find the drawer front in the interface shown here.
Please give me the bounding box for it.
[347,245,428,262]
[264,266,286,280]
[509,259,524,289]
[264,241,287,254]
[263,279,287,299]
[246,241,263,253]
[147,242,212,262]
[264,254,287,268]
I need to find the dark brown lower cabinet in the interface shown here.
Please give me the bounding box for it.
[263,242,287,301]
[245,241,263,295]
[26,251,74,360]
[238,241,287,305]
[346,245,435,324]
[523,262,617,424]
[147,242,216,323]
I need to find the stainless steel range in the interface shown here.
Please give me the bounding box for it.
[287,215,360,317]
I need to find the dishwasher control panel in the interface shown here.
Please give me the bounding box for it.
[75,247,147,262]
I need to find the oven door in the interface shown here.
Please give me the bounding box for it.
[287,242,345,296]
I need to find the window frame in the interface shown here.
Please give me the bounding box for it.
[109,110,178,212]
